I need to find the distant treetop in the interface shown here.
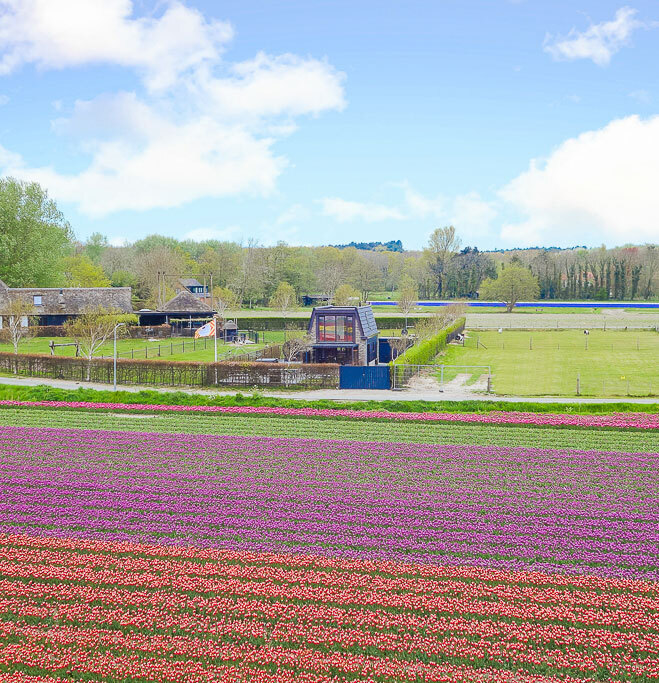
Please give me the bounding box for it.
[330,240,404,252]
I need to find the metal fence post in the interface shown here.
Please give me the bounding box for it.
[576,372,580,396]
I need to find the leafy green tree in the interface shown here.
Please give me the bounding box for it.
[84,233,109,264]
[64,306,138,380]
[213,286,240,322]
[269,281,297,315]
[64,255,111,287]
[479,265,540,312]
[0,298,36,354]
[0,177,74,286]
[396,278,418,329]
[424,226,461,297]
[333,284,360,306]
[349,255,381,302]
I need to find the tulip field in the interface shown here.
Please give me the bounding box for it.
[0,401,657,682]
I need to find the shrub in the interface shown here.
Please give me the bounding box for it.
[0,352,339,389]
[392,317,465,366]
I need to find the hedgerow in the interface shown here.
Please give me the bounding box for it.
[391,317,466,366]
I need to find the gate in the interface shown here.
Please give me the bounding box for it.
[391,364,492,392]
[339,365,391,390]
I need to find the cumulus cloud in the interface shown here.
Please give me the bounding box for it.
[0,1,346,216]
[1,93,285,216]
[320,198,407,222]
[544,7,645,66]
[320,186,496,240]
[0,0,232,91]
[499,115,659,246]
[197,53,345,120]
[183,226,241,242]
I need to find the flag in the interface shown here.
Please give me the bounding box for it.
[195,319,216,339]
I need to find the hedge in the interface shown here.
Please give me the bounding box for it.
[0,352,339,389]
[392,317,466,366]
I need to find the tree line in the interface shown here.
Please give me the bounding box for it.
[1,178,657,308]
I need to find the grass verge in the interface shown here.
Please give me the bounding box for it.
[0,383,657,414]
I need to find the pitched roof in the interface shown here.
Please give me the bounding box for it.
[356,305,378,337]
[179,278,204,288]
[2,287,132,314]
[160,290,212,313]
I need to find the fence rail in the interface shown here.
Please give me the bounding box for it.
[0,352,338,389]
[466,313,659,330]
[391,364,492,392]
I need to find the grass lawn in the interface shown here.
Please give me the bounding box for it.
[439,329,659,397]
[0,328,318,363]
[0,335,271,362]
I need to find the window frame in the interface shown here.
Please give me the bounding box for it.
[317,313,355,343]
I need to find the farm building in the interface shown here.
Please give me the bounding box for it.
[306,305,379,365]
[137,289,218,334]
[0,279,133,327]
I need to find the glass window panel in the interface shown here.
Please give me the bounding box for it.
[318,315,337,341]
[336,316,344,341]
[343,316,354,341]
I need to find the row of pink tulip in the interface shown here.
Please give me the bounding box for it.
[0,399,656,428]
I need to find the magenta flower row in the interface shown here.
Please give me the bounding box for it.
[0,399,656,428]
[1,425,657,580]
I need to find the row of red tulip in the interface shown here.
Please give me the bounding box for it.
[1,534,656,682]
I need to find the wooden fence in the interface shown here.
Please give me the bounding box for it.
[0,352,339,389]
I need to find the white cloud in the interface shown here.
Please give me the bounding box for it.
[320,186,495,239]
[451,193,498,238]
[320,198,407,222]
[0,0,232,91]
[499,115,659,246]
[197,53,345,120]
[544,7,645,66]
[401,185,444,219]
[183,226,240,242]
[0,1,346,216]
[1,93,285,216]
[108,236,128,247]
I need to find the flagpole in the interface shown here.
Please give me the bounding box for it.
[214,315,217,363]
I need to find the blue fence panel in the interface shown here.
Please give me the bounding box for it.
[339,365,391,390]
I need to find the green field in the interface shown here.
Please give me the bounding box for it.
[440,329,659,397]
[0,331,306,362]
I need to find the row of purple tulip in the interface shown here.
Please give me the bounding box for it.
[1,425,656,580]
[0,399,656,428]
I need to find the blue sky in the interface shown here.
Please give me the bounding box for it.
[0,1,658,250]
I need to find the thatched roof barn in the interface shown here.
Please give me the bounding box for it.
[0,279,133,326]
